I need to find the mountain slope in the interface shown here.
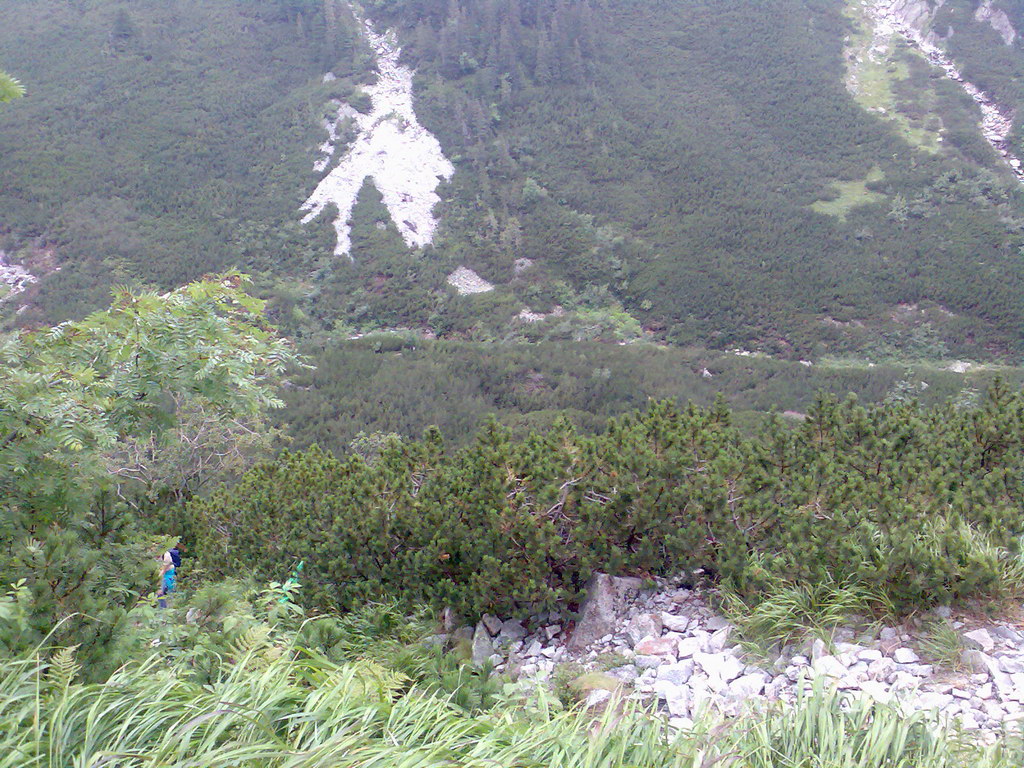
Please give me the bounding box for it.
[1,0,1023,365]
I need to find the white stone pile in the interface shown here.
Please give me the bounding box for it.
[446,267,494,295]
[459,575,1024,739]
[0,250,37,300]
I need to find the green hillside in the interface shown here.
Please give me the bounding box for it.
[1,0,1023,364]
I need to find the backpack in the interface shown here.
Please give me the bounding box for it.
[168,548,181,569]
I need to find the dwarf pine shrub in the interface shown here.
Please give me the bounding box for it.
[190,388,1024,618]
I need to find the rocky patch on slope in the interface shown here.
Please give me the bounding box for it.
[0,249,37,301]
[868,0,1024,178]
[445,574,1024,739]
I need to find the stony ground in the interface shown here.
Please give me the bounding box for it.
[459,576,1024,739]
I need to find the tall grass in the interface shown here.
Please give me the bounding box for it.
[1,643,1021,768]
[721,577,891,654]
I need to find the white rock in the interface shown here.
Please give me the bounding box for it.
[812,655,848,679]
[656,660,695,686]
[706,627,732,654]
[856,681,894,705]
[811,638,828,661]
[677,636,704,658]
[446,267,495,295]
[661,612,691,633]
[664,686,691,717]
[858,649,883,663]
[635,655,664,669]
[694,652,745,685]
[893,648,920,664]
[915,692,953,711]
[729,672,768,699]
[630,614,665,644]
[964,629,995,653]
[705,617,731,631]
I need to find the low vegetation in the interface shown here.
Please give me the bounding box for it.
[2,587,1022,768]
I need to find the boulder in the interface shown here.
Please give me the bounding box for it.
[635,636,678,658]
[893,648,920,665]
[729,672,767,699]
[626,613,664,645]
[471,622,494,666]
[656,660,696,686]
[964,629,995,653]
[498,619,528,642]
[661,612,691,633]
[567,573,643,652]
[481,614,503,635]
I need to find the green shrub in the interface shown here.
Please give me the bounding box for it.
[192,389,1024,618]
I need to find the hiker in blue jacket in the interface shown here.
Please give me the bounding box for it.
[157,551,176,608]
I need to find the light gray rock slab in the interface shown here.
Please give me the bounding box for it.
[811,638,828,661]
[656,660,695,686]
[635,635,678,658]
[812,655,847,679]
[705,616,731,631]
[893,648,920,664]
[626,613,664,645]
[481,614,503,635]
[998,656,1024,674]
[677,636,704,658]
[567,572,642,652]
[991,626,1022,645]
[499,619,527,641]
[729,672,767,698]
[635,655,665,670]
[962,650,998,676]
[694,652,745,684]
[858,649,883,663]
[706,627,732,654]
[964,629,995,653]
[661,612,691,633]
[472,622,494,666]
